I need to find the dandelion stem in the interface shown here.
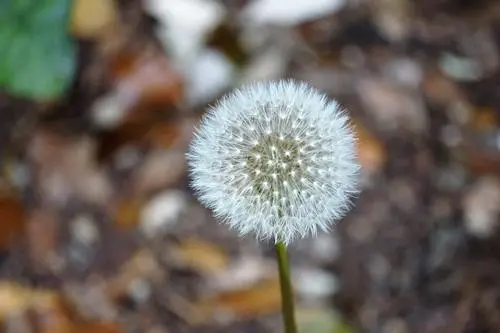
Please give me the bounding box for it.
[275,241,298,333]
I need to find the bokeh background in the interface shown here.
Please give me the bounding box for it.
[1,0,500,332]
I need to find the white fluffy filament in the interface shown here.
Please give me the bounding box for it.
[188,80,360,244]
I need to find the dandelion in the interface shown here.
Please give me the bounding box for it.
[188,80,360,245]
[188,80,360,333]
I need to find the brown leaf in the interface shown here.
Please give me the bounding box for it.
[170,238,229,276]
[35,307,122,333]
[0,196,25,250]
[26,209,59,273]
[145,116,199,150]
[0,283,33,319]
[28,129,112,206]
[422,71,463,106]
[70,0,118,39]
[358,78,427,133]
[470,107,497,131]
[195,277,282,322]
[463,108,500,176]
[73,322,122,333]
[371,0,412,42]
[132,150,186,196]
[33,304,74,333]
[463,145,500,176]
[34,298,122,333]
[92,51,185,159]
[0,283,122,333]
[354,121,387,173]
[144,123,182,150]
[0,282,60,321]
[108,51,184,123]
[113,197,143,229]
[105,249,163,301]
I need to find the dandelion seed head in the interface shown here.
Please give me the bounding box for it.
[187,80,360,244]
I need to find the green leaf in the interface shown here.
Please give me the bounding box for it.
[0,0,76,101]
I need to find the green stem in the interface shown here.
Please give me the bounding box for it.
[275,241,298,333]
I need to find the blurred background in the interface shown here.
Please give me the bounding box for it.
[1,0,500,332]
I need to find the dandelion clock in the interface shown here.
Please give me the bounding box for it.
[187,80,360,332]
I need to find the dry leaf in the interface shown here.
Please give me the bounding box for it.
[35,307,122,333]
[0,283,122,333]
[463,108,500,176]
[144,123,182,150]
[73,322,122,333]
[170,238,229,276]
[113,197,143,229]
[26,209,59,273]
[33,304,74,333]
[0,196,25,250]
[106,249,163,301]
[108,51,183,122]
[132,150,186,196]
[92,50,183,130]
[147,116,199,150]
[195,277,282,322]
[371,0,412,42]
[29,129,112,206]
[354,121,386,173]
[0,283,60,321]
[358,78,427,133]
[463,145,500,177]
[0,283,33,319]
[70,0,118,39]
[470,107,497,131]
[34,301,122,333]
[422,71,463,106]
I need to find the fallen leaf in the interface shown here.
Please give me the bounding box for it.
[470,107,497,131]
[70,0,118,39]
[26,209,59,273]
[195,277,282,322]
[106,249,163,301]
[73,322,122,333]
[0,196,25,250]
[28,129,112,206]
[34,298,122,333]
[463,144,500,177]
[358,78,427,133]
[63,282,117,323]
[170,238,229,276]
[0,282,60,321]
[113,197,143,229]
[95,123,151,161]
[0,283,32,319]
[371,0,412,42]
[33,304,74,333]
[353,120,387,173]
[422,71,463,106]
[132,150,186,196]
[0,282,122,333]
[92,51,183,130]
[144,123,182,150]
[35,306,122,333]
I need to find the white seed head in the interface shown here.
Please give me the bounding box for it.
[187,80,360,244]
